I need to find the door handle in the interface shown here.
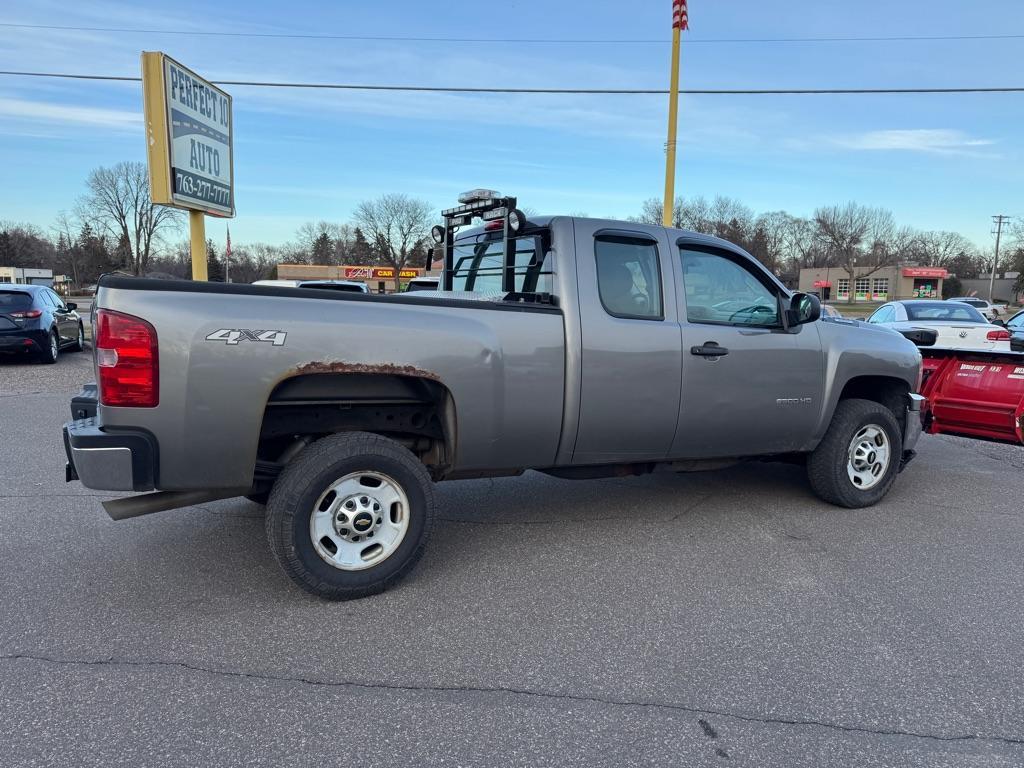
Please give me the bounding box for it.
[690,342,729,358]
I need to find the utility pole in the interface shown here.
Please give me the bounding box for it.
[990,215,1010,302]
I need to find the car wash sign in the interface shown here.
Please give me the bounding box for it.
[141,52,235,216]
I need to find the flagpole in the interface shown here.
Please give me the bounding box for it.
[662,7,683,226]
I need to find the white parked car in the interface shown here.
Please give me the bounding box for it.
[866,300,1011,350]
[252,279,369,293]
[947,296,1006,321]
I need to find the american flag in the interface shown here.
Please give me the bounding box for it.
[672,0,689,31]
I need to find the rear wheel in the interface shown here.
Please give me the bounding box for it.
[265,432,435,600]
[72,323,86,352]
[39,330,59,364]
[807,398,902,508]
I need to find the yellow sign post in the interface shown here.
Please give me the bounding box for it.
[141,52,234,280]
[662,1,688,227]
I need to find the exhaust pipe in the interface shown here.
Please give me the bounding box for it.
[102,489,244,521]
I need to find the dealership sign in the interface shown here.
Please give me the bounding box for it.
[343,267,422,280]
[902,267,947,278]
[141,52,235,217]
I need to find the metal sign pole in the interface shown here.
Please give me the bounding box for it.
[189,211,207,281]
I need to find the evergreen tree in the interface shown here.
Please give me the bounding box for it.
[350,228,373,265]
[312,232,333,264]
[0,230,13,265]
[207,239,225,282]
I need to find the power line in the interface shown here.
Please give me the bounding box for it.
[1,22,1022,46]
[1,70,1023,95]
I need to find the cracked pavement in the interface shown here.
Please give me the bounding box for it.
[1,354,1023,766]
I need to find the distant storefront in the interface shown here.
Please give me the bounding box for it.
[798,266,947,303]
[0,266,54,286]
[276,264,424,293]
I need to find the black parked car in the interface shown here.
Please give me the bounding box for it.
[0,284,86,363]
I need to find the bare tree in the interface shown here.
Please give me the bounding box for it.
[352,193,434,271]
[77,162,182,275]
[814,203,899,301]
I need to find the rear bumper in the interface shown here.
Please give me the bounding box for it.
[63,386,157,492]
[0,328,46,351]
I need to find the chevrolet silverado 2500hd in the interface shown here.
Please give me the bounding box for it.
[64,191,924,600]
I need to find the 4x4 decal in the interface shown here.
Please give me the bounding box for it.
[205,329,287,346]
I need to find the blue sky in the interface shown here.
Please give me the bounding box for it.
[0,0,1021,248]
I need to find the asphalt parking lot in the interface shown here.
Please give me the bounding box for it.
[1,353,1022,767]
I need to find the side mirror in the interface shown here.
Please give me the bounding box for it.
[65,302,77,311]
[856,317,866,322]
[786,292,820,327]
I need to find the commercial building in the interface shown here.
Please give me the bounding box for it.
[276,264,425,293]
[0,266,55,286]
[797,265,947,303]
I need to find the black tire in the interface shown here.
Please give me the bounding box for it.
[807,398,903,508]
[246,489,271,506]
[265,431,435,600]
[72,323,86,352]
[39,330,59,364]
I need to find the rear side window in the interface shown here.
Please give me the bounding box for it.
[0,291,33,310]
[868,305,896,324]
[594,235,663,320]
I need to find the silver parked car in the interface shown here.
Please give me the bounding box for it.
[867,300,1010,350]
[947,296,1006,321]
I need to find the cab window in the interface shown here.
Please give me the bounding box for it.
[594,235,663,320]
[450,232,552,294]
[679,247,780,326]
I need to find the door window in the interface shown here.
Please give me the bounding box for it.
[47,290,66,310]
[868,305,895,324]
[1007,312,1024,331]
[679,247,780,326]
[594,235,663,320]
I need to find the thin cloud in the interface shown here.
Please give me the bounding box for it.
[0,97,141,132]
[830,129,995,155]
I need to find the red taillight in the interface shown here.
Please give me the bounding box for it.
[96,309,159,407]
[10,309,42,319]
[986,329,1011,341]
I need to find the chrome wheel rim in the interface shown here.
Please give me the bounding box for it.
[846,424,890,490]
[50,334,58,358]
[78,327,84,347]
[309,471,410,571]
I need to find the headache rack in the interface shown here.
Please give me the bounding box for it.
[432,190,550,302]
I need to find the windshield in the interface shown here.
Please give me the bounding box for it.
[449,232,552,294]
[906,302,985,322]
[0,291,33,310]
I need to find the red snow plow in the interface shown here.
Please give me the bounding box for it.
[908,330,1024,446]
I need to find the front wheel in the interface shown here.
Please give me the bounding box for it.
[807,398,903,508]
[265,432,435,600]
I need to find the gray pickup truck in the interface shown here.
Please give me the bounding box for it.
[64,191,924,600]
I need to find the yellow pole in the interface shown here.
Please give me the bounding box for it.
[662,25,682,227]
[190,210,208,281]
